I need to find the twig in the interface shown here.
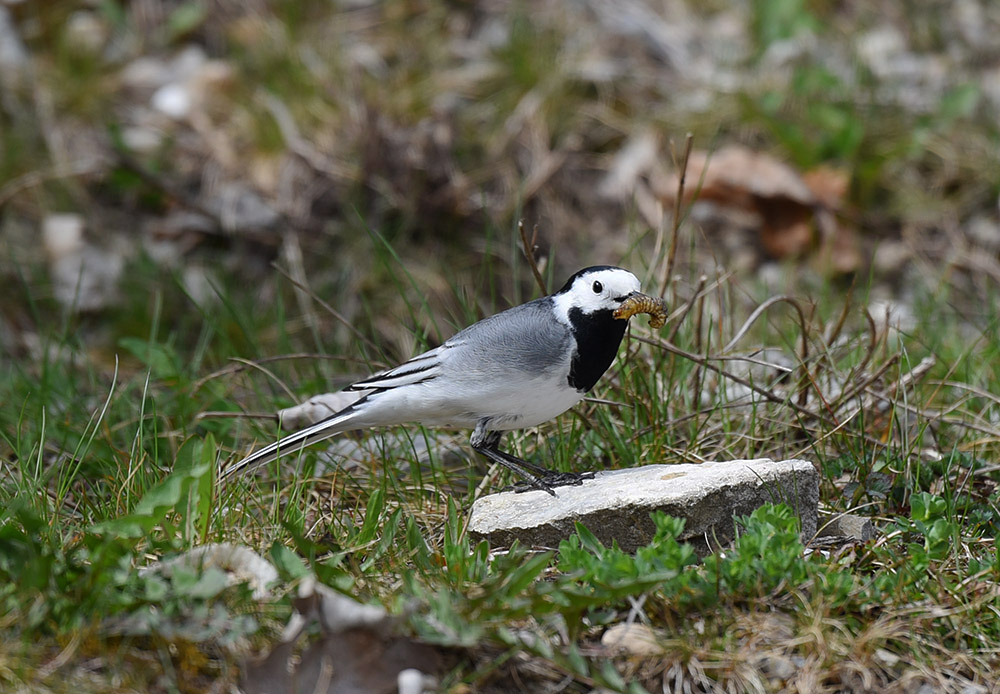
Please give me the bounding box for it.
[518,219,548,294]
[666,275,706,344]
[582,396,633,408]
[843,396,1000,444]
[632,333,889,448]
[195,411,278,421]
[281,232,320,337]
[114,152,224,229]
[0,157,107,210]
[929,379,1000,408]
[659,133,693,296]
[713,352,794,373]
[192,352,367,393]
[832,353,902,414]
[227,357,300,403]
[722,295,807,359]
[259,90,356,182]
[720,294,811,408]
[690,284,706,411]
[845,309,880,403]
[884,355,935,399]
[823,281,855,346]
[829,312,889,412]
[628,398,794,444]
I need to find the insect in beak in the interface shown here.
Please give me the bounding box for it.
[613,292,668,329]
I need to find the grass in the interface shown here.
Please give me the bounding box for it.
[3,227,1000,691]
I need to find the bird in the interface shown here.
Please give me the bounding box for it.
[221,266,665,494]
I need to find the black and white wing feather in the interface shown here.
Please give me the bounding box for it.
[346,347,445,391]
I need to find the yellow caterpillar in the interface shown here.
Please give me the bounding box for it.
[613,293,667,329]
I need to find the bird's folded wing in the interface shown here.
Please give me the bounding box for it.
[345,345,446,391]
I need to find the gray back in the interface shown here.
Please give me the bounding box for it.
[444,297,571,377]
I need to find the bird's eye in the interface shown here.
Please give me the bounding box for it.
[592,281,603,293]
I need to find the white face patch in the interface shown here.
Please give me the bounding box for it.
[552,267,642,323]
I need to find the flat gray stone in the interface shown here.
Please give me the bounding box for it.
[469,459,818,554]
[816,511,876,542]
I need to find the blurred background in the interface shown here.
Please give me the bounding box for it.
[2,0,998,367]
[4,3,1000,688]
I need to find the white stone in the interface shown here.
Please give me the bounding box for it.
[121,125,165,154]
[64,11,108,53]
[397,669,436,694]
[151,82,192,119]
[469,459,818,554]
[601,623,666,656]
[42,213,85,258]
[0,6,28,79]
[42,214,124,312]
[278,392,367,430]
[139,543,278,601]
[120,56,173,91]
[817,512,875,542]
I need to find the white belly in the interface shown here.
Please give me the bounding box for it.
[351,372,584,431]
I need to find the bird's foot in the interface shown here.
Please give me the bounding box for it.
[508,470,596,495]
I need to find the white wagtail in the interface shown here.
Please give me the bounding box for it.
[222,266,666,494]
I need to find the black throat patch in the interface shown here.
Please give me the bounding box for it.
[566,307,628,392]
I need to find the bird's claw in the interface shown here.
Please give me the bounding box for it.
[508,470,596,495]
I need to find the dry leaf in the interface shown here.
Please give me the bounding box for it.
[802,165,849,210]
[659,146,858,270]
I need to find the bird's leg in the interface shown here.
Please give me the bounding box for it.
[470,425,594,495]
[471,429,555,496]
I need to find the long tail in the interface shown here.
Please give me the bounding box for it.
[220,398,369,480]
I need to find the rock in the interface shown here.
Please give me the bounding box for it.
[0,6,28,86]
[43,214,124,312]
[755,653,797,680]
[122,46,233,122]
[868,297,916,334]
[816,512,876,542]
[469,459,818,554]
[121,45,209,94]
[873,648,900,668]
[210,182,281,232]
[600,623,665,656]
[42,213,85,259]
[278,392,367,430]
[151,82,192,119]
[63,11,109,54]
[966,214,1000,253]
[138,543,278,601]
[120,125,165,154]
[397,669,438,694]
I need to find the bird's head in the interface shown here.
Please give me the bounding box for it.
[553,266,642,316]
[553,265,667,324]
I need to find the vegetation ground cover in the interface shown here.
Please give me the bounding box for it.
[2,1,1000,691]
